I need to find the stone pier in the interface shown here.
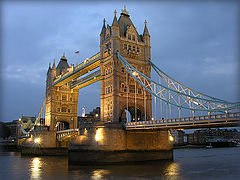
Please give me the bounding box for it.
[69,123,173,165]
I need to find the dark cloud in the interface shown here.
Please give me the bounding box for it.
[1,1,239,122]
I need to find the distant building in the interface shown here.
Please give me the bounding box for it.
[78,107,100,128]
[170,130,187,145]
[4,120,18,138]
[188,128,240,145]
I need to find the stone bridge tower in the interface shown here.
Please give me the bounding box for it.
[100,7,152,123]
[45,56,79,131]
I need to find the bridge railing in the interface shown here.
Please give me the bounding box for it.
[126,112,240,127]
[56,129,79,141]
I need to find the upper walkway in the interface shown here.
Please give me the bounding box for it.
[125,112,240,130]
[53,52,100,87]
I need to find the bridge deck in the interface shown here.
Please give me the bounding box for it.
[126,113,240,130]
[71,70,101,89]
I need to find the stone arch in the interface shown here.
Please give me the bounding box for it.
[56,121,70,131]
[119,103,146,123]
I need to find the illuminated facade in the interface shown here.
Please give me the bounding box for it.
[45,56,79,131]
[100,7,152,123]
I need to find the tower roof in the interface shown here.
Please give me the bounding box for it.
[112,10,119,26]
[143,20,150,36]
[52,59,56,70]
[56,54,69,76]
[117,6,143,42]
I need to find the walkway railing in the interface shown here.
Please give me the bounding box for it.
[126,112,240,130]
[56,129,79,141]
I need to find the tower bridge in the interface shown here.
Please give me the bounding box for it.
[21,6,240,163]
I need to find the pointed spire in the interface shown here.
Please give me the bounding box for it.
[52,59,56,70]
[112,9,119,26]
[143,20,149,36]
[121,5,129,16]
[101,18,106,34]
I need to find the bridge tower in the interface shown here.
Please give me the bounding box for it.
[45,56,79,131]
[100,7,152,123]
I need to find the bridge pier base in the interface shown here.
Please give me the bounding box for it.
[20,131,65,156]
[69,123,173,165]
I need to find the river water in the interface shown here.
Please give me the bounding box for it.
[0,147,239,180]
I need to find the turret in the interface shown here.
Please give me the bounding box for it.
[111,10,120,53]
[143,20,150,46]
[143,20,151,61]
[51,59,56,79]
[100,18,106,45]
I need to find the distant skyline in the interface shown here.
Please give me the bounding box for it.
[1,0,239,122]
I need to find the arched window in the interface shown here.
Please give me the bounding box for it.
[62,95,67,101]
[132,35,135,41]
[128,34,131,40]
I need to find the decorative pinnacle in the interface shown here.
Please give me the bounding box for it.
[144,20,147,26]
[114,9,117,16]
[121,5,129,15]
[103,18,106,24]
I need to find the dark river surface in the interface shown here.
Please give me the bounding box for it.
[0,147,239,180]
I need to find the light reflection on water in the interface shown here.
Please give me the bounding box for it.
[0,147,240,180]
[30,157,42,179]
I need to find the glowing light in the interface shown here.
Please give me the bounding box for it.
[34,138,41,144]
[84,128,88,135]
[169,135,174,142]
[152,117,154,120]
[96,114,99,117]
[132,71,138,76]
[95,128,103,142]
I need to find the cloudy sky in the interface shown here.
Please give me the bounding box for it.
[1,0,239,122]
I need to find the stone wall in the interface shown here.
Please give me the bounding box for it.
[70,125,172,151]
[69,125,173,164]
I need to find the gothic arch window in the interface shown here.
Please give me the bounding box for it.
[128,34,131,40]
[62,95,67,101]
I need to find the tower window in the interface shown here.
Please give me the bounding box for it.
[132,35,135,41]
[128,34,131,40]
[133,46,136,51]
[57,108,61,112]
[124,44,127,50]
[137,47,140,52]
[121,67,125,73]
[70,97,72,101]
[138,88,142,94]
[68,109,70,113]
[62,95,67,101]
[62,107,67,112]
[128,45,131,50]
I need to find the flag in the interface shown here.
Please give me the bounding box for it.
[75,51,79,54]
